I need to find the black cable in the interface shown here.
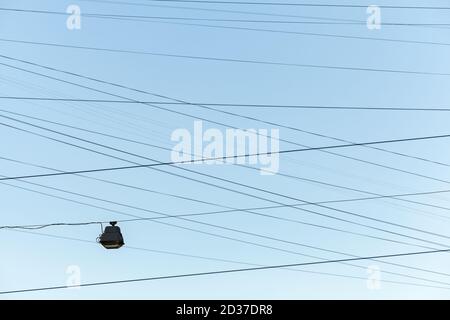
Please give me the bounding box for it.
[3,145,450,225]
[4,53,450,189]
[0,121,448,181]
[4,52,450,189]
[2,59,450,244]
[11,228,450,292]
[5,167,450,287]
[2,111,450,282]
[2,120,450,284]
[11,50,447,184]
[12,178,449,291]
[3,247,450,295]
[0,221,103,230]
[3,57,450,248]
[1,72,449,202]
[2,7,450,26]
[3,143,450,230]
[0,47,450,288]
[2,113,450,252]
[5,186,450,230]
[2,108,450,221]
[10,228,269,266]
[1,39,450,76]
[187,103,450,170]
[126,0,450,10]
[3,62,448,198]
[77,0,450,31]
[3,56,450,247]
[4,96,450,112]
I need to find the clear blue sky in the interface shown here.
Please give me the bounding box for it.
[1,0,450,299]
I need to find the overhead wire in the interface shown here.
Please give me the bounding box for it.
[2,7,450,26]
[2,0,450,298]
[4,56,450,282]
[6,174,450,289]
[6,183,450,230]
[119,1,450,10]
[1,119,445,250]
[7,228,450,292]
[2,108,450,222]
[4,96,450,112]
[2,58,450,248]
[0,102,448,284]
[2,110,450,252]
[4,53,450,192]
[0,119,448,181]
[2,106,450,284]
[8,172,450,287]
[3,247,450,295]
[1,39,450,77]
[2,55,450,186]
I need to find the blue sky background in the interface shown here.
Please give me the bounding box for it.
[1,0,450,299]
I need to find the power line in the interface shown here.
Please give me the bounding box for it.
[8,174,449,290]
[0,6,450,296]
[0,64,449,180]
[4,96,450,111]
[71,0,450,37]
[3,58,450,245]
[113,19,450,47]
[2,108,450,221]
[4,70,450,202]
[4,56,450,241]
[3,57,450,247]
[3,247,450,295]
[5,163,450,288]
[78,0,450,32]
[188,103,450,170]
[2,39,450,77]
[7,51,445,187]
[5,52,450,184]
[0,221,103,230]
[4,51,450,179]
[80,0,450,33]
[2,111,450,252]
[127,0,450,10]
[0,127,448,182]
[2,109,450,260]
[2,7,450,26]
[2,118,450,284]
[2,125,442,252]
[2,131,450,240]
[7,170,450,285]
[3,141,450,225]
[0,105,448,222]
[5,183,450,230]
[10,228,450,292]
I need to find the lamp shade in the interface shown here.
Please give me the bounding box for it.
[99,222,124,249]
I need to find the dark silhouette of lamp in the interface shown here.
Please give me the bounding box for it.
[98,222,124,249]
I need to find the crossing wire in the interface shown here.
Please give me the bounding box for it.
[2,7,450,26]
[3,56,450,189]
[2,247,450,295]
[2,58,450,246]
[2,108,450,222]
[4,53,450,188]
[2,113,450,251]
[4,96,450,112]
